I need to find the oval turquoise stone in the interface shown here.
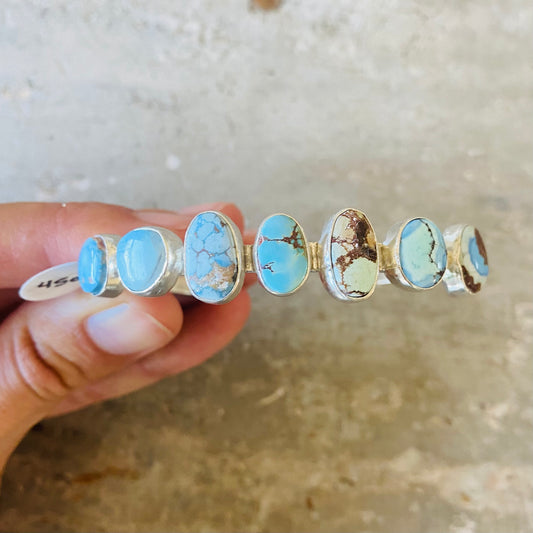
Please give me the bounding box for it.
[78,237,107,295]
[117,228,167,293]
[464,226,489,277]
[399,218,447,288]
[460,225,489,293]
[184,212,239,303]
[330,209,378,298]
[255,214,308,295]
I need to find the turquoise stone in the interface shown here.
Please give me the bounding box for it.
[466,228,488,277]
[78,237,107,295]
[117,228,167,292]
[469,238,488,276]
[330,209,378,298]
[399,218,447,288]
[255,214,308,295]
[460,225,488,293]
[184,212,239,303]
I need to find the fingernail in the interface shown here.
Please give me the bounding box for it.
[134,209,187,227]
[178,202,231,215]
[86,303,174,355]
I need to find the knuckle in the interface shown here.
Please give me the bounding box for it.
[136,355,171,382]
[10,324,86,402]
[65,384,109,409]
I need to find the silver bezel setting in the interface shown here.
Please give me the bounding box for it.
[253,212,311,297]
[319,208,379,302]
[118,226,183,297]
[442,224,474,295]
[183,211,245,305]
[381,217,447,291]
[90,234,123,298]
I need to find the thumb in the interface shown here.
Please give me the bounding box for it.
[0,278,183,468]
[0,200,245,470]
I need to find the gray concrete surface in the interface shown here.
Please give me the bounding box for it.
[1,1,532,531]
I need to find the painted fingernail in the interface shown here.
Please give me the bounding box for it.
[86,303,174,355]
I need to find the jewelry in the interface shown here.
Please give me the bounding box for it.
[319,208,378,301]
[78,234,123,297]
[116,227,183,297]
[19,208,489,303]
[184,211,245,303]
[379,217,448,290]
[442,224,489,294]
[254,213,310,296]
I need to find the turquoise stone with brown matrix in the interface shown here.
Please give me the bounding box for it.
[330,209,379,299]
[184,212,240,303]
[399,218,447,288]
[255,214,309,295]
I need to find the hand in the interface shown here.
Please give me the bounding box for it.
[0,202,253,475]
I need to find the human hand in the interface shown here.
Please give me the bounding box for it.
[0,202,254,475]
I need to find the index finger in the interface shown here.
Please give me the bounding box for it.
[0,202,245,289]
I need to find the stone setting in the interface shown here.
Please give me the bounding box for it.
[254,214,309,295]
[78,237,107,295]
[460,226,488,293]
[184,211,243,304]
[320,208,379,301]
[117,227,173,294]
[399,218,447,289]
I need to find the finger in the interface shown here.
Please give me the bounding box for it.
[139,290,251,376]
[49,290,251,416]
[0,287,185,461]
[0,201,248,464]
[0,289,22,318]
[178,202,245,229]
[242,229,254,245]
[0,201,244,289]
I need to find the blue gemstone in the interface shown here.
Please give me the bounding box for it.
[468,235,489,276]
[78,237,107,295]
[184,212,239,303]
[399,218,447,288]
[256,214,308,295]
[458,225,488,293]
[117,228,167,293]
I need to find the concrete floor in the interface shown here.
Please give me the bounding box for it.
[1,1,532,531]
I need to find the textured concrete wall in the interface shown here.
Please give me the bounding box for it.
[1,1,532,531]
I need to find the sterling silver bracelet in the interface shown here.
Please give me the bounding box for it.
[19,208,489,303]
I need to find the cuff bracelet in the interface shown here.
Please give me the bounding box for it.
[19,208,489,303]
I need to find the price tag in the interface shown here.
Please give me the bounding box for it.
[19,262,81,301]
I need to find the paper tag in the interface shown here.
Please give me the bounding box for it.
[19,262,81,301]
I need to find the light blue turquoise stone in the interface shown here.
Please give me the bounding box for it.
[399,218,447,288]
[78,237,107,295]
[185,212,238,302]
[117,229,167,292]
[469,236,489,276]
[256,214,308,294]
